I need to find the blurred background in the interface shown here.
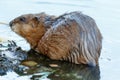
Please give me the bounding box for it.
[0,0,120,80]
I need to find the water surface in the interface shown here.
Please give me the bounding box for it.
[0,0,120,80]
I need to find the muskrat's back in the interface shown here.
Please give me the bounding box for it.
[9,11,102,66]
[36,12,102,66]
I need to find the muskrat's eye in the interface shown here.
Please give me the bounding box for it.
[19,17,26,22]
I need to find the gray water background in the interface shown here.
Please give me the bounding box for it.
[0,0,120,80]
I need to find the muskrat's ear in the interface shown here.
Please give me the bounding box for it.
[31,16,40,28]
[33,16,40,21]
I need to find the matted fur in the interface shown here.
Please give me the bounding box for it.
[9,11,102,66]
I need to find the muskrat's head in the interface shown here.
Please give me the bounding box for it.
[9,13,47,37]
[9,13,47,48]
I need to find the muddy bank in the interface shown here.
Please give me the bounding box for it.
[0,40,100,80]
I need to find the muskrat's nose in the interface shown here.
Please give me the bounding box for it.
[9,21,13,27]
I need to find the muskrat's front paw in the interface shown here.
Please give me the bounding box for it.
[7,40,21,52]
[7,40,17,47]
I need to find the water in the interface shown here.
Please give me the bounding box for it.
[0,0,120,80]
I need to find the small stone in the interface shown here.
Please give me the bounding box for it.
[49,64,59,67]
[21,60,38,67]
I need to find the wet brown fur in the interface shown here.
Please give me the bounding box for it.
[9,11,102,66]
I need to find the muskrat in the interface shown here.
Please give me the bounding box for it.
[9,11,102,66]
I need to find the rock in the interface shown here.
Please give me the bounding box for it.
[21,60,38,67]
[49,64,59,68]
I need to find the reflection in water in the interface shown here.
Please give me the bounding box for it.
[48,62,100,80]
[22,52,100,80]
